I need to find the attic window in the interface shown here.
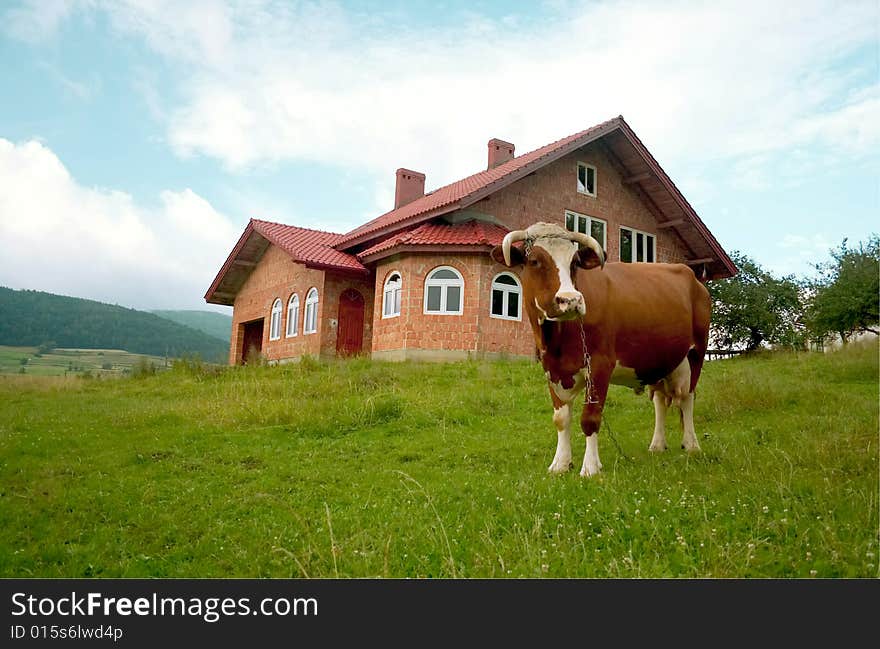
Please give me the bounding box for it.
[577,162,597,197]
[564,210,606,250]
[620,227,655,263]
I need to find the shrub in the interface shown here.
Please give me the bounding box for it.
[131,357,157,379]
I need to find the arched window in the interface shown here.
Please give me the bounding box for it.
[383,271,402,318]
[269,298,282,340]
[424,266,464,315]
[303,287,319,334]
[490,272,522,321]
[286,294,300,337]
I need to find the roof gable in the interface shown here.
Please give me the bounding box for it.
[336,116,622,250]
[204,219,366,305]
[335,115,735,279]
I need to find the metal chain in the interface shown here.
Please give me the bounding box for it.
[580,324,630,461]
[580,323,599,404]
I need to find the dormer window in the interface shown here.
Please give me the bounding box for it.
[577,162,597,197]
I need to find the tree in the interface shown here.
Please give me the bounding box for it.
[807,235,879,343]
[708,251,804,351]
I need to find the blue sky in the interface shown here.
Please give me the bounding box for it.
[1,0,877,312]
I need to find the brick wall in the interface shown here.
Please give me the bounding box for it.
[229,244,376,364]
[230,245,326,364]
[469,142,691,263]
[370,252,534,360]
[320,273,375,357]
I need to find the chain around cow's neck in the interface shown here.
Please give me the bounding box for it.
[580,323,599,404]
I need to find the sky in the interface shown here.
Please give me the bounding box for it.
[0,0,877,313]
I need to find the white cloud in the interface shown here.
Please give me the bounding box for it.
[10,0,876,210]
[0,138,239,310]
[4,0,88,42]
[769,233,836,278]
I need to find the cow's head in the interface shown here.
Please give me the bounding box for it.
[491,222,605,322]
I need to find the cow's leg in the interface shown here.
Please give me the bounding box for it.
[680,391,701,452]
[547,378,583,473]
[649,391,669,452]
[579,365,611,477]
[548,397,573,473]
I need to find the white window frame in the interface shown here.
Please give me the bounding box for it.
[577,161,597,197]
[423,266,464,316]
[619,226,656,263]
[286,294,300,337]
[489,272,522,321]
[382,271,402,319]
[269,298,282,341]
[303,287,319,334]
[564,210,607,250]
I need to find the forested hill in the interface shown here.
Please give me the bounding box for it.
[0,287,228,362]
[151,310,232,342]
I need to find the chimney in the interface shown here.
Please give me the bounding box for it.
[394,168,426,209]
[487,138,515,169]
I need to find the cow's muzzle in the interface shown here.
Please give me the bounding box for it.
[553,291,586,319]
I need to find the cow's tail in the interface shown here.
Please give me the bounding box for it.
[688,279,711,394]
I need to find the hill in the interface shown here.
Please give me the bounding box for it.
[0,342,875,578]
[152,310,232,342]
[0,287,228,362]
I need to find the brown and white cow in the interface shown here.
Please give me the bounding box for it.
[491,222,711,477]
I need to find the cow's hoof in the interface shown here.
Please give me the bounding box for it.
[548,459,573,474]
[683,443,702,453]
[649,443,667,452]
[579,467,601,478]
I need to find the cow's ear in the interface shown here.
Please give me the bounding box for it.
[491,244,525,267]
[575,247,605,270]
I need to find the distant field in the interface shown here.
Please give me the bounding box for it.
[0,343,876,578]
[0,345,169,377]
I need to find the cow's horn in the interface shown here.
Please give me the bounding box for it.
[567,231,606,269]
[501,229,528,266]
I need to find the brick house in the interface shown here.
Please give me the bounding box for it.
[205,116,735,364]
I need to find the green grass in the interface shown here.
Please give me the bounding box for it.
[0,346,169,377]
[0,343,876,578]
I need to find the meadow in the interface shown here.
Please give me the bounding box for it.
[0,345,169,377]
[0,343,876,578]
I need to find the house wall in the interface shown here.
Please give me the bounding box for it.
[321,273,376,357]
[229,244,326,364]
[468,142,691,263]
[370,252,534,361]
[229,244,376,364]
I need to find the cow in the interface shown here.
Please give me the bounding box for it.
[491,222,711,477]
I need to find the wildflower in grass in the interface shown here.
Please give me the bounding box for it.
[762,505,769,513]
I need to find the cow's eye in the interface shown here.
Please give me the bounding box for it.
[528,258,540,267]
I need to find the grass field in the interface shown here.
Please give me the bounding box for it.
[0,346,169,377]
[0,343,876,578]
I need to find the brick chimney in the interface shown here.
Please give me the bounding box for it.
[487,138,515,169]
[394,168,426,209]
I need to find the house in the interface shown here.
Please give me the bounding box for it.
[205,116,736,364]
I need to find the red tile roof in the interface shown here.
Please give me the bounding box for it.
[251,218,367,273]
[336,116,623,249]
[358,220,509,259]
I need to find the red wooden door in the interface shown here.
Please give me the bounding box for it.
[336,289,365,356]
[241,319,264,364]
